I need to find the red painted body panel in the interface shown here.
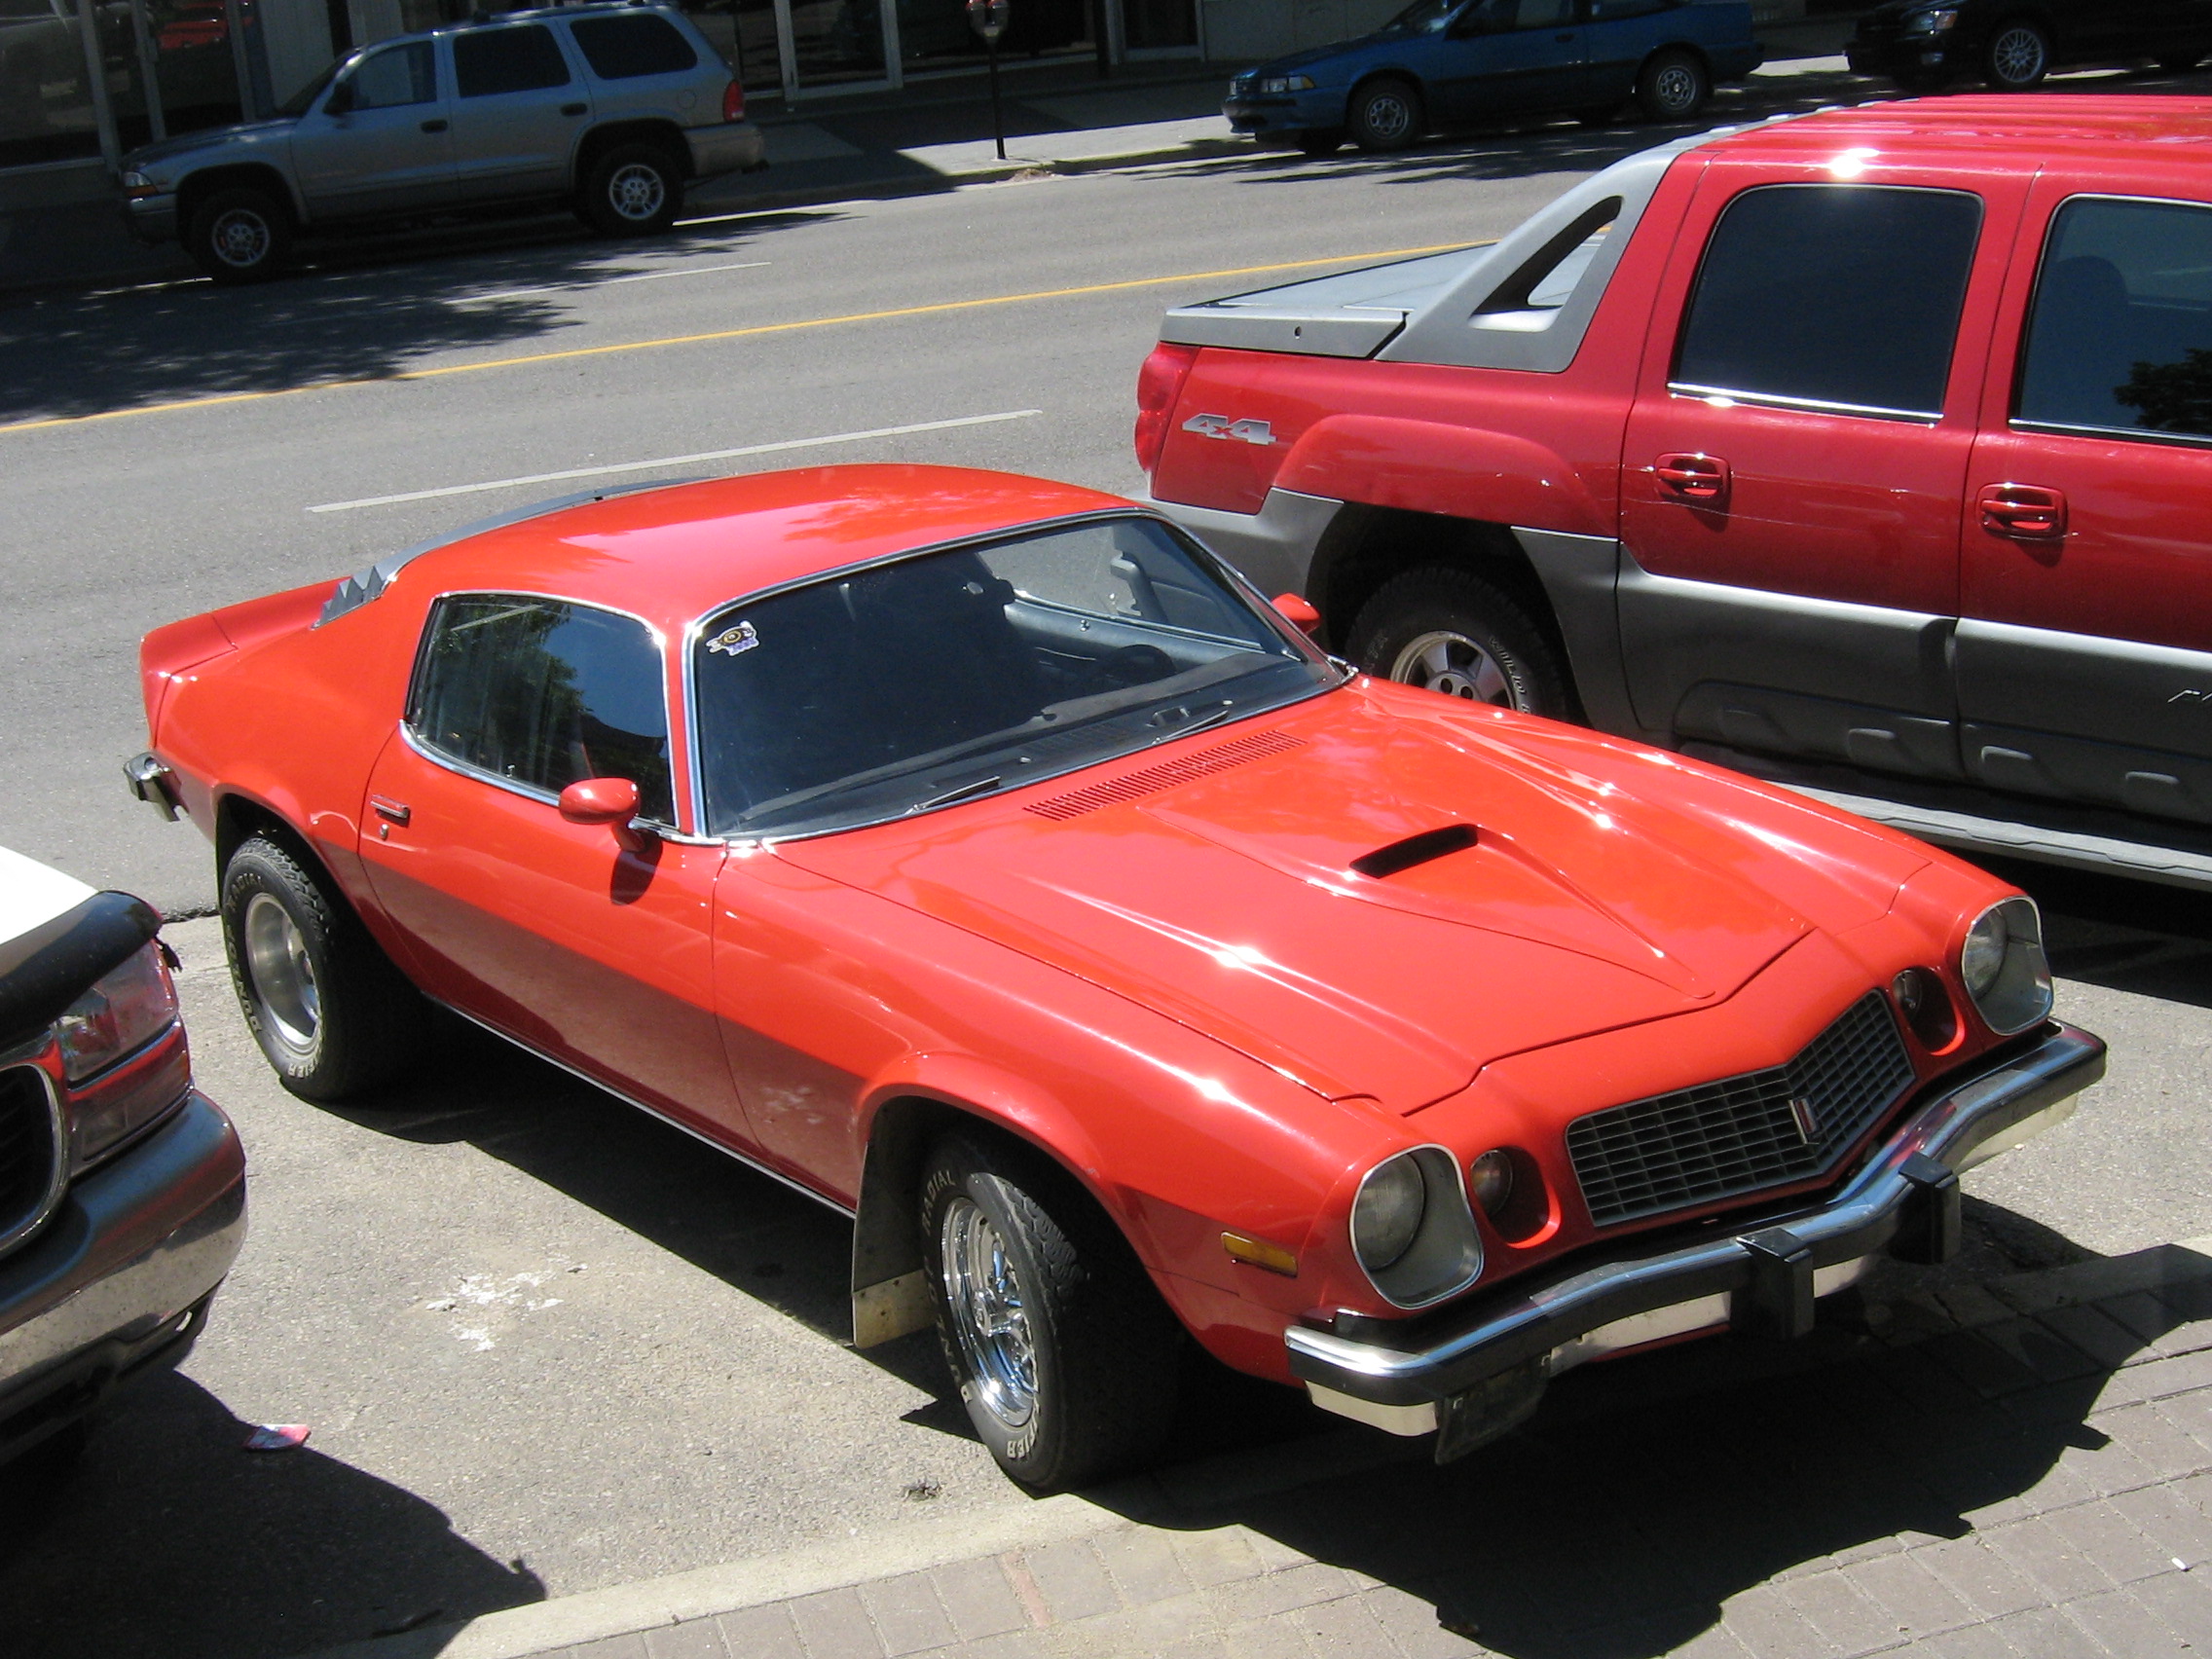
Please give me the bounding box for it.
[141,463,2036,1384]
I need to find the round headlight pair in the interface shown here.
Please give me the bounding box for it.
[1961,897,2053,1035]
[1349,1148,1483,1308]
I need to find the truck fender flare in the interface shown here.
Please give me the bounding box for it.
[1275,414,1607,539]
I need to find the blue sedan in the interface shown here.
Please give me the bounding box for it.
[1226,0,1764,153]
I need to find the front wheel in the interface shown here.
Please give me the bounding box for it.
[920,1134,1179,1492]
[1635,49,1710,121]
[578,142,683,237]
[1984,19,2050,89]
[184,186,292,284]
[1347,78,1422,152]
[1346,567,1570,718]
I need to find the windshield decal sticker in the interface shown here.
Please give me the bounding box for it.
[708,621,759,656]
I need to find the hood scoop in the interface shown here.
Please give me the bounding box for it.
[1349,824,1478,880]
[1024,729,1306,821]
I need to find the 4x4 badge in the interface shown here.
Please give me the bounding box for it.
[1182,414,1275,446]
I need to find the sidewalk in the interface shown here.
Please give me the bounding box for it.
[320,1239,2212,1659]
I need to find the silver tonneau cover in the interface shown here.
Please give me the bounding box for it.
[1158,247,1497,358]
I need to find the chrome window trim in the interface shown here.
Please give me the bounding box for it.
[2008,418,2212,451]
[1665,384,1944,424]
[0,1036,74,1261]
[680,507,1341,846]
[402,587,692,835]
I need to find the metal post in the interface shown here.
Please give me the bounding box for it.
[129,0,167,143]
[74,0,122,170]
[223,0,258,119]
[986,32,1002,160]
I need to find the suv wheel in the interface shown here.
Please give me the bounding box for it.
[1347,78,1422,152]
[185,186,292,284]
[579,142,682,237]
[1346,567,1570,718]
[1984,19,2050,89]
[1635,49,1710,121]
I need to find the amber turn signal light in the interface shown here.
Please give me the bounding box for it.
[1222,1231,1298,1276]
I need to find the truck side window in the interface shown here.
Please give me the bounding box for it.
[452,23,572,97]
[2015,196,2212,443]
[570,14,699,79]
[1672,184,1982,420]
[409,595,674,823]
[346,41,436,109]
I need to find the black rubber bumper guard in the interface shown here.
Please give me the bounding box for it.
[1283,1022,2107,1460]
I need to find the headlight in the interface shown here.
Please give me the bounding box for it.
[1258,74,1314,92]
[1349,1147,1482,1308]
[56,943,177,1082]
[1960,897,2053,1036]
[1905,7,1958,30]
[55,942,189,1173]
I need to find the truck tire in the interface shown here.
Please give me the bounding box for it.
[184,186,292,284]
[578,142,683,237]
[1983,19,2050,89]
[1346,567,1570,719]
[1347,78,1422,152]
[1635,49,1710,121]
[920,1132,1179,1492]
[221,833,429,1101]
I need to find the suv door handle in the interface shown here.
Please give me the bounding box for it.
[1978,483,2067,539]
[1654,453,1730,502]
[561,101,587,116]
[420,117,447,132]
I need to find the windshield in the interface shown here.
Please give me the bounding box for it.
[276,56,342,116]
[691,515,1337,839]
[1380,0,1459,33]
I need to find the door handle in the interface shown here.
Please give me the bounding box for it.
[1978,483,2067,539]
[371,795,412,825]
[420,117,447,132]
[560,101,587,116]
[1654,452,1730,502]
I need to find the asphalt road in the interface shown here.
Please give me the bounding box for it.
[1,94,2210,1659]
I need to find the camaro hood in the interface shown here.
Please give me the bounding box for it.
[777,689,1925,1114]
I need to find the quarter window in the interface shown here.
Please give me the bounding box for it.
[409,596,674,823]
[1673,184,1983,419]
[570,14,699,78]
[2016,196,2212,443]
[452,24,572,97]
[346,41,436,109]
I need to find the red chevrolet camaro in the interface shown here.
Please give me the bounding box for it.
[129,463,2103,1489]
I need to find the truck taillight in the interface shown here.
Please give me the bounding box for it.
[723,79,744,122]
[1134,341,1200,475]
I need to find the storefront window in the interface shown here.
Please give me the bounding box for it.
[787,0,885,88]
[146,0,242,134]
[0,0,100,166]
[671,0,779,94]
[1122,0,1192,50]
[898,0,1091,73]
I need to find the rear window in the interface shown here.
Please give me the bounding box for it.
[570,14,699,78]
[2016,195,2212,443]
[452,23,572,96]
[1673,184,1983,420]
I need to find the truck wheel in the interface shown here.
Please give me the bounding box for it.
[1635,50,1710,121]
[221,833,429,1101]
[1346,567,1569,718]
[1983,19,2050,89]
[1347,78,1422,152]
[578,142,682,237]
[184,186,292,284]
[1296,129,1345,156]
[920,1133,1179,1492]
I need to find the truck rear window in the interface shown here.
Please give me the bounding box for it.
[570,14,699,78]
[1673,184,1982,421]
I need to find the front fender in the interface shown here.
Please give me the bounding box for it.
[1273,414,1607,537]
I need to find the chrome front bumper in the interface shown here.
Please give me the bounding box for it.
[0,1091,247,1461]
[1287,1022,2105,1454]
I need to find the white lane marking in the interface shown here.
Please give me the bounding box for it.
[470,260,770,301]
[307,409,1045,513]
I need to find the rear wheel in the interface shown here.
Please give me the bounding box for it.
[1346,567,1570,718]
[920,1133,1179,1492]
[578,142,682,237]
[184,186,292,284]
[221,833,429,1101]
[1635,49,1710,121]
[1983,19,2050,88]
[1347,77,1422,152]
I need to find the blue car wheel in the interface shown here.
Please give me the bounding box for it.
[1348,77,1422,152]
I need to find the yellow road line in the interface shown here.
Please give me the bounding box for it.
[0,242,1476,437]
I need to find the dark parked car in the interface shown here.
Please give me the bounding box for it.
[1848,0,2212,91]
[1225,0,1762,155]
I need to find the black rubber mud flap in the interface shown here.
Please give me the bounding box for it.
[1434,1357,1548,1464]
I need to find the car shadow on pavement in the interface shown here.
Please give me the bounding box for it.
[0,206,843,428]
[0,1369,543,1659]
[1105,1234,2212,1658]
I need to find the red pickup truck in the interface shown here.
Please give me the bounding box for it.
[1137,96,2212,891]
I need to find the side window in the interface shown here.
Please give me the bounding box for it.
[1673,184,1983,419]
[569,14,699,79]
[346,41,437,109]
[2016,196,2212,443]
[409,596,674,823]
[1474,196,1620,327]
[1509,0,1574,24]
[452,24,572,97]
[1589,0,1672,18]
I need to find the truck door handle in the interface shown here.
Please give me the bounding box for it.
[561,101,587,116]
[371,795,412,825]
[420,117,447,131]
[1978,483,2067,540]
[1655,453,1730,502]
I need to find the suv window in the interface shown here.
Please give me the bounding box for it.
[452,24,572,97]
[2016,196,2212,443]
[1589,0,1673,18]
[1673,184,1983,419]
[409,595,674,823]
[346,40,436,109]
[570,14,699,78]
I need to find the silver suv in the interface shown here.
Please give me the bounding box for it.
[120,2,765,283]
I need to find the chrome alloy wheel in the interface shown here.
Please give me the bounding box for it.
[208,206,273,270]
[1649,61,1701,114]
[1389,630,1517,705]
[607,162,668,223]
[940,1196,1038,1429]
[242,892,320,1052]
[1988,23,2046,85]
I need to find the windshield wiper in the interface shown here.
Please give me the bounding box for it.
[907,775,1003,814]
[1147,699,1238,740]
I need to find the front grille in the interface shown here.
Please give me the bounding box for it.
[1567,992,1915,1228]
[0,1066,60,1250]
